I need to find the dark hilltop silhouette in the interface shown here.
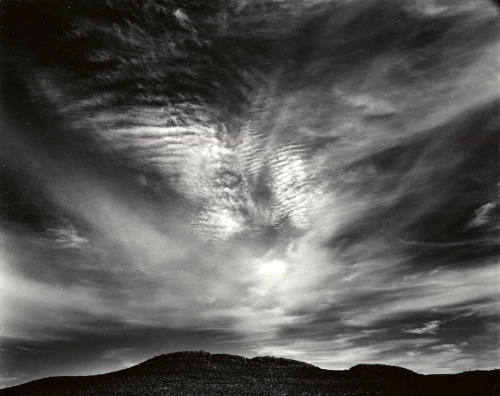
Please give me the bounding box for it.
[1,351,498,395]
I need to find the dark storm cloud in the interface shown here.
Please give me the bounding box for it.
[1,0,499,387]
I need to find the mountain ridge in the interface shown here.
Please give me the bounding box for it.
[1,351,498,395]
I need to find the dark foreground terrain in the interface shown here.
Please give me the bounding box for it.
[1,352,498,395]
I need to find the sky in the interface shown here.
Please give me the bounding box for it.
[0,0,499,388]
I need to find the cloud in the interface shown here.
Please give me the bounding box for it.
[337,91,397,117]
[467,202,498,228]
[406,321,441,335]
[0,243,109,340]
[45,225,88,249]
[408,0,496,17]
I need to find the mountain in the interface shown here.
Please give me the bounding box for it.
[1,351,498,395]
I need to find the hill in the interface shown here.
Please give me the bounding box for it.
[1,351,498,395]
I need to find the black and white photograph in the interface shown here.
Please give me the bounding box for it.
[0,0,499,394]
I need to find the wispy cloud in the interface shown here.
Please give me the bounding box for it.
[46,225,88,249]
[406,321,441,335]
